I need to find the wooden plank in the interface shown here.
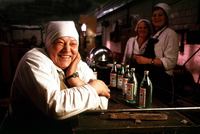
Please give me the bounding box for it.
[107,112,168,121]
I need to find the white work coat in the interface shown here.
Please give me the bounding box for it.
[153,27,179,76]
[122,36,148,64]
[10,48,108,120]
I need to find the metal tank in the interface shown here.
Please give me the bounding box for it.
[86,46,113,85]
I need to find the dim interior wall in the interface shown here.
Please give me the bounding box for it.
[79,15,97,51]
[0,46,12,85]
[98,7,132,62]
[95,3,130,61]
[171,0,199,30]
[0,27,41,98]
[177,44,200,84]
[129,0,153,20]
[11,29,43,46]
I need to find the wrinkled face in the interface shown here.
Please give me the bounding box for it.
[151,8,167,30]
[47,36,78,69]
[137,21,150,38]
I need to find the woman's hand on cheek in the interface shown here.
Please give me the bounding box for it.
[65,52,81,76]
[73,52,81,64]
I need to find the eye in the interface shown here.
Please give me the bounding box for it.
[54,40,65,47]
[69,41,78,47]
[158,13,164,17]
[152,14,157,17]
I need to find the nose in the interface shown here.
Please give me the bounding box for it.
[63,42,71,51]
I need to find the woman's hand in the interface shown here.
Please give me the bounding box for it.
[65,52,81,76]
[64,52,85,87]
[88,79,110,98]
[134,55,164,67]
[134,55,151,64]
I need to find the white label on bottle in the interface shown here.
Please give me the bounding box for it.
[117,75,123,89]
[126,83,134,100]
[110,73,117,87]
[139,87,146,107]
[123,78,128,95]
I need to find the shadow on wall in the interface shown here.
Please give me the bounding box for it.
[0,45,30,98]
[173,64,200,105]
[177,44,200,84]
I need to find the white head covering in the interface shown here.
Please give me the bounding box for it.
[135,19,153,35]
[154,3,171,18]
[45,21,79,48]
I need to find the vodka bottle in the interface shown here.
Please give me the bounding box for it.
[122,65,130,97]
[138,70,153,108]
[117,63,125,90]
[110,61,117,88]
[126,68,138,104]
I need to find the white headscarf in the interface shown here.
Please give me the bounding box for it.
[45,21,79,48]
[154,3,171,18]
[135,19,153,35]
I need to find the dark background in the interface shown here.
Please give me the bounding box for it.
[0,0,111,25]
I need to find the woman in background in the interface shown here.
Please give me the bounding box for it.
[122,19,153,82]
[123,19,153,64]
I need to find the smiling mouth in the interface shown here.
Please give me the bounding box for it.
[59,55,71,60]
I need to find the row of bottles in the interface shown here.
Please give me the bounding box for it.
[109,61,153,108]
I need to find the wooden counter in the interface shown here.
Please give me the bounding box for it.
[72,89,200,134]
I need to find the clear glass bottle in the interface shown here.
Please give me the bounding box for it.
[122,65,130,97]
[117,63,125,90]
[110,61,117,88]
[126,67,138,104]
[138,70,153,108]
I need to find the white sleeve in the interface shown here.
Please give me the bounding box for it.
[160,30,179,71]
[48,84,108,120]
[123,37,134,64]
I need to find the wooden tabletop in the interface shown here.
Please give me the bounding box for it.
[72,89,200,134]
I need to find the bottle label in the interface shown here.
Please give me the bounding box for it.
[126,83,134,100]
[110,73,117,87]
[122,78,128,95]
[117,75,123,89]
[139,87,146,108]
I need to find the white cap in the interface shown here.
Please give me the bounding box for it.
[45,21,79,48]
[135,19,153,34]
[154,3,171,18]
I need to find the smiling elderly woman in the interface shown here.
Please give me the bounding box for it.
[2,21,110,134]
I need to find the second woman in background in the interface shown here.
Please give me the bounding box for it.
[122,19,153,82]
